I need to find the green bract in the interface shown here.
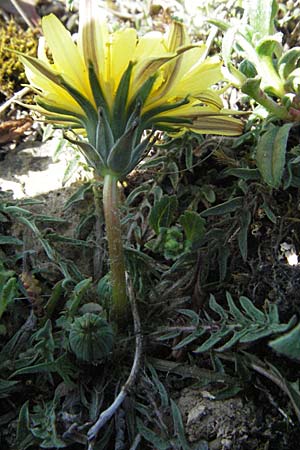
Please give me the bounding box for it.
[69,313,114,362]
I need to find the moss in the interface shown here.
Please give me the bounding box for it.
[0,19,38,97]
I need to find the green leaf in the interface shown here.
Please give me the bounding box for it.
[267,301,279,324]
[148,363,169,408]
[0,378,19,397]
[125,184,149,206]
[209,294,228,319]
[137,418,170,450]
[67,277,93,316]
[239,296,265,322]
[170,399,191,450]
[278,47,300,80]
[16,401,31,449]
[261,202,277,223]
[126,134,152,174]
[237,209,251,261]
[44,280,64,319]
[34,214,67,224]
[200,197,243,217]
[173,329,206,350]
[88,62,109,116]
[179,211,206,246]
[256,35,283,60]
[240,326,277,342]
[269,322,300,361]
[194,327,231,353]
[223,168,261,180]
[46,233,91,247]
[157,329,182,341]
[0,236,23,245]
[11,354,76,386]
[167,161,180,191]
[4,205,31,216]
[149,195,178,234]
[185,144,193,171]
[226,291,249,324]
[130,74,157,110]
[64,136,104,171]
[0,277,18,319]
[200,185,216,203]
[239,59,258,78]
[59,77,98,138]
[218,244,230,282]
[256,123,293,188]
[177,309,200,326]
[0,212,9,222]
[63,182,93,210]
[186,293,292,353]
[207,18,230,32]
[33,417,67,448]
[62,157,80,186]
[217,328,249,351]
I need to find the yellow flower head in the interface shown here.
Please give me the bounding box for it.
[20,0,243,177]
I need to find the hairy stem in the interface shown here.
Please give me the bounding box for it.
[92,183,105,282]
[102,173,127,324]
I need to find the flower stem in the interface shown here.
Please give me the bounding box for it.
[102,173,127,324]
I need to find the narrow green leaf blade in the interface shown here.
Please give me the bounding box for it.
[226,291,249,324]
[209,294,228,319]
[194,328,231,353]
[149,195,178,234]
[239,296,265,322]
[200,197,243,217]
[256,123,293,188]
[63,182,93,210]
[170,399,191,450]
[137,418,170,450]
[269,322,300,361]
[0,236,23,245]
[237,209,251,261]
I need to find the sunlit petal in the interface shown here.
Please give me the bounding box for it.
[20,55,85,117]
[42,14,92,101]
[145,22,192,104]
[111,29,137,88]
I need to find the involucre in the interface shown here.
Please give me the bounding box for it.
[69,313,114,362]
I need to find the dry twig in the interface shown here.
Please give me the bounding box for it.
[87,279,143,448]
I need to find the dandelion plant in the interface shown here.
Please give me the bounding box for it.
[19,0,243,325]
